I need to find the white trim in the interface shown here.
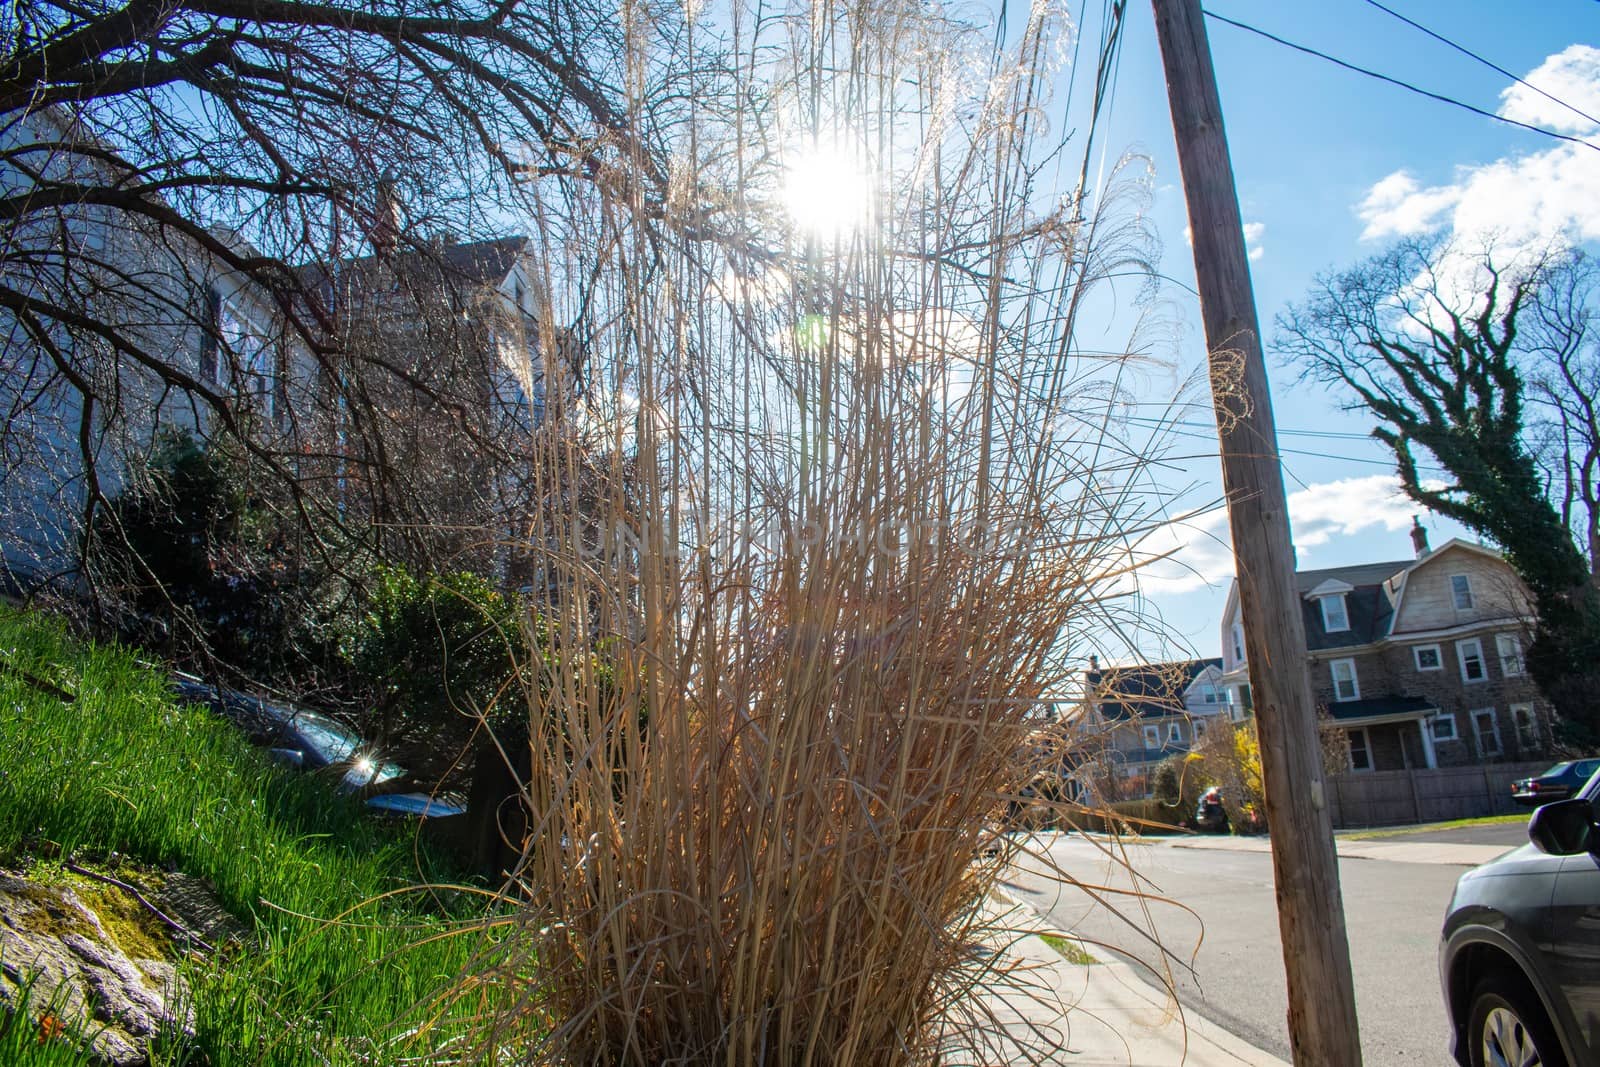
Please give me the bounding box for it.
[1167,721,1183,743]
[1385,616,1532,643]
[1430,712,1458,742]
[1348,727,1374,772]
[1142,724,1160,749]
[1472,707,1501,757]
[1330,657,1360,702]
[1291,616,1530,662]
[1417,718,1438,769]
[1319,594,1351,633]
[1413,644,1443,672]
[1305,578,1356,598]
[1495,633,1526,678]
[1510,703,1539,751]
[1450,573,1475,612]
[1457,638,1488,684]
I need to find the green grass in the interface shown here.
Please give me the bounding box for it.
[0,607,506,1065]
[1037,932,1097,965]
[1338,813,1529,841]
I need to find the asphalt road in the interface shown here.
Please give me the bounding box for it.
[1003,822,1530,1064]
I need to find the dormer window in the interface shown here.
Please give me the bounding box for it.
[1450,574,1474,611]
[1319,594,1350,633]
[1231,623,1245,664]
[1305,579,1355,635]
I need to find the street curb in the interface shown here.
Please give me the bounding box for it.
[984,883,1291,1066]
[989,882,1102,963]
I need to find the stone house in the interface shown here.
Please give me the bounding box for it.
[1216,522,1553,773]
[1078,657,1229,798]
[1,106,551,588]
[0,107,292,586]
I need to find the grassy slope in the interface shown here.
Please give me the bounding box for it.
[0,607,503,1066]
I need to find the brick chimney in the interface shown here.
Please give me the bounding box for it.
[1410,516,1431,558]
[367,171,400,256]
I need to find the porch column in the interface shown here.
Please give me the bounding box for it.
[1417,716,1437,770]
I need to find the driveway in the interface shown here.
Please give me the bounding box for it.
[1004,825,1523,1063]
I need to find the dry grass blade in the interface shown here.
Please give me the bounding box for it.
[438,1,1191,1064]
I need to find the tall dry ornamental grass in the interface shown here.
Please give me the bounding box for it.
[451,0,1182,1062]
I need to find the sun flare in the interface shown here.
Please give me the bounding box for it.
[782,140,876,236]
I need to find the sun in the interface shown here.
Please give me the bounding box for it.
[782,139,876,237]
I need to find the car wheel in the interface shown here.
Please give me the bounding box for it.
[1468,977,1566,1067]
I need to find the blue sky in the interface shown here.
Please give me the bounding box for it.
[1079,0,1600,661]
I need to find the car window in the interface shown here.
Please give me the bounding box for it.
[287,712,361,764]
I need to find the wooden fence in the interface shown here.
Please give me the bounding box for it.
[1326,760,1554,829]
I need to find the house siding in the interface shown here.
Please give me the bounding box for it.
[1390,549,1532,634]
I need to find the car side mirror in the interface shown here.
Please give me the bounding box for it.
[268,747,306,769]
[1528,797,1597,856]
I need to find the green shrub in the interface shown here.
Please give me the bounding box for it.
[350,566,530,754]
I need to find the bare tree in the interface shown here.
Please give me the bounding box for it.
[0,0,680,596]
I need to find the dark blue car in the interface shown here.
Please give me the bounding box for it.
[171,676,464,818]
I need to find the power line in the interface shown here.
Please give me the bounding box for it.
[1201,8,1600,155]
[1360,0,1600,131]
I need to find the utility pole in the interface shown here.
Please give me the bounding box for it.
[1149,2,1363,1064]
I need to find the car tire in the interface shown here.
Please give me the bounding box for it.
[1468,976,1566,1067]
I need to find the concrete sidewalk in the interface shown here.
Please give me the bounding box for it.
[953,891,1289,1067]
[1165,832,1513,867]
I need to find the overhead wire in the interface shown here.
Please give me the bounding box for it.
[1201,7,1600,155]
[1359,0,1600,131]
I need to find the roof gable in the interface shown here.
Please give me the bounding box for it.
[1305,578,1355,599]
[1087,658,1224,721]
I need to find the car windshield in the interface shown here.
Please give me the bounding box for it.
[288,711,361,763]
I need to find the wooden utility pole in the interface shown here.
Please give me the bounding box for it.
[1150,1,1363,1064]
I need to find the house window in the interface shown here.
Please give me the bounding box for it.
[1431,713,1457,742]
[1496,634,1525,678]
[1319,595,1350,633]
[1330,658,1360,702]
[1193,718,1208,738]
[1473,709,1501,756]
[1142,725,1160,749]
[1457,639,1487,684]
[1201,685,1220,704]
[1451,574,1475,611]
[1413,645,1442,672]
[201,285,223,381]
[1511,704,1539,751]
[1232,623,1246,664]
[1349,728,1373,772]
[1167,722,1183,744]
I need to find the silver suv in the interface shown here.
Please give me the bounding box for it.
[1440,774,1600,1067]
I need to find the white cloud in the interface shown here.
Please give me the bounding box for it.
[1355,45,1600,252]
[1137,475,1436,594]
[1286,474,1417,551]
[1499,45,1600,134]
[1243,221,1266,261]
[1136,506,1235,595]
[1182,221,1265,261]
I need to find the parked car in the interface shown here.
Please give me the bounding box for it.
[170,675,465,818]
[1439,780,1600,1066]
[1510,758,1600,806]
